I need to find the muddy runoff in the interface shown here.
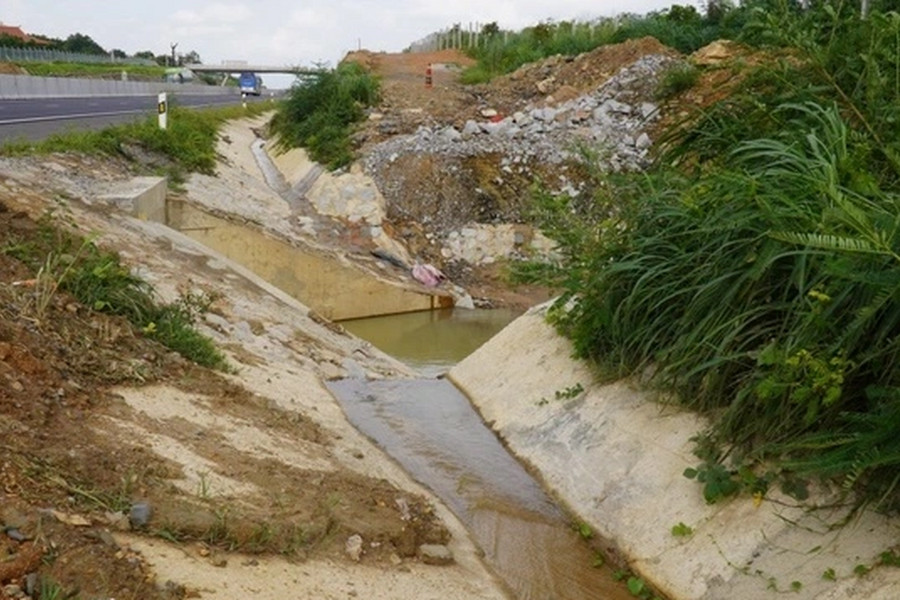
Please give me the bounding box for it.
[331,312,633,600]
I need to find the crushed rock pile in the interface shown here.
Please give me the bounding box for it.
[365,53,682,176]
[361,52,684,266]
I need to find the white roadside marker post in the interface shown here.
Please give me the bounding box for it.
[158,92,168,130]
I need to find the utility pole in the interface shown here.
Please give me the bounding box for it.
[170,42,178,66]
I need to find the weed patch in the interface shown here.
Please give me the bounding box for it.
[3,215,228,370]
[522,3,900,509]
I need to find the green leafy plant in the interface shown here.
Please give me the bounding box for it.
[671,522,694,537]
[627,576,646,596]
[574,521,594,540]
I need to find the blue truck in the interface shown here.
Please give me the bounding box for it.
[238,71,262,96]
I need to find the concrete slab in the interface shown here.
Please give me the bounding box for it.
[95,176,167,222]
[449,303,900,600]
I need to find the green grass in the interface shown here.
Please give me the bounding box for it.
[521,3,900,508]
[655,63,700,100]
[19,61,166,79]
[1,102,271,183]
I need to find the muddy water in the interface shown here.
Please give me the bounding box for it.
[340,307,520,377]
[328,378,630,600]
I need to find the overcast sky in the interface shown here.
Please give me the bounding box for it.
[2,0,685,85]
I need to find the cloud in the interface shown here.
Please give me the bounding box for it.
[172,3,254,25]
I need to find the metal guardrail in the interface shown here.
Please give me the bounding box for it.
[0,73,240,99]
[0,45,156,66]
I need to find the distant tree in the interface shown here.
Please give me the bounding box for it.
[110,48,127,59]
[530,21,554,45]
[134,50,155,60]
[180,50,201,65]
[704,0,734,23]
[666,4,702,22]
[61,33,105,55]
[0,33,30,47]
[481,22,500,38]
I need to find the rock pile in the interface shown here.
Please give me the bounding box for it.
[361,53,684,267]
[364,54,682,178]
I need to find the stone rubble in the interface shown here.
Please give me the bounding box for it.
[364,54,681,179]
[360,54,683,267]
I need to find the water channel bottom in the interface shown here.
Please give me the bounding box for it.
[327,378,631,600]
[340,308,522,378]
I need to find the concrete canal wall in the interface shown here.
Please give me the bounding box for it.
[450,303,900,600]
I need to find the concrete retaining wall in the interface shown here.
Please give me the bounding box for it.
[449,303,900,600]
[0,74,237,99]
[168,201,443,321]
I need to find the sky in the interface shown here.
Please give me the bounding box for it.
[1,0,687,87]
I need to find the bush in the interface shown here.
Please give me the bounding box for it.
[655,63,700,99]
[270,62,380,170]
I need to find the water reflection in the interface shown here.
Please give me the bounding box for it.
[340,308,520,377]
[328,378,631,600]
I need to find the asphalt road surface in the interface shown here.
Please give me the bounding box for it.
[0,92,266,142]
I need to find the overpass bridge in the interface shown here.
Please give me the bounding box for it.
[184,63,322,76]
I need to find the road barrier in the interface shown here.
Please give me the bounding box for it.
[0,74,240,99]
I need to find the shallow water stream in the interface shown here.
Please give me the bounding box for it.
[331,309,632,600]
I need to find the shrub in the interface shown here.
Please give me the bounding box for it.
[270,62,380,170]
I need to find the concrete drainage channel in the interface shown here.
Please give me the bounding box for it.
[103,175,634,599]
[327,377,632,600]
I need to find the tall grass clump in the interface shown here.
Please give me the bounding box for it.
[269,62,380,170]
[525,4,900,507]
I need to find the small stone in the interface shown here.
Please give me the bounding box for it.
[4,527,27,542]
[417,544,454,566]
[345,534,363,562]
[24,573,38,597]
[211,555,228,568]
[104,510,131,532]
[11,381,23,392]
[129,502,152,529]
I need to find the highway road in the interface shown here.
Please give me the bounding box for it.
[0,92,264,142]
